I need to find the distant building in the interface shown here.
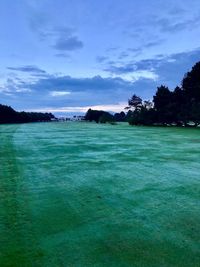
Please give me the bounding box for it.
[71,115,85,121]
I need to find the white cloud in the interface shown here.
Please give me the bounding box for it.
[50,91,71,96]
[131,70,159,81]
[120,70,159,82]
[24,102,127,113]
[16,88,32,93]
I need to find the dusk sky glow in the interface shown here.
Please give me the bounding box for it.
[1,0,200,115]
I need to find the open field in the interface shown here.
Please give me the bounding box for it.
[0,122,200,266]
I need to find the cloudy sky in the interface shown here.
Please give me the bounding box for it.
[1,0,200,115]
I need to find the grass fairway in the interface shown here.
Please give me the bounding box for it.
[0,122,200,266]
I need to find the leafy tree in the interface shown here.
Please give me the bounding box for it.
[114,111,126,122]
[143,100,153,110]
[127,61,200,127]
[182,62,200,102]
[153,85,174,124]
[99,113,114,123]
[181,62,200,126]
[153,86,172,110]
[127,94,142,110]
[128,106,157,126]
[0,104,18,123]
[85,109,114,123]
[86,60,200,127]
[0,104,55,124]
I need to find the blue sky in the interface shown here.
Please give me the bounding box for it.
[0,0,200,115]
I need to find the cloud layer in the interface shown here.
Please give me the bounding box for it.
[1,0,200,114]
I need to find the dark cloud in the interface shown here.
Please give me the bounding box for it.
[39,26,83,52]
[54,26,74,35]
[96,56,109,63]
[128,48,142,53]
[152,14,200,33]
[118,52,129,60]
[98,40,163,66]
[154,48,200,87]
[7,65,47,75]
[38,26,74,41]
[144,40,163,48]
[104,48,200,88]
[134,58,164,71]
[3,49,200,112]
[125,10,200,41]
[104,64,136,75]
[157,18,189,33]
[169,7,186,16]
[0,73,157,112]
[1,74,133,95]
[104,56,163,75]
[53,36,83,51]
[0,74,139,110]
[106,47,119,53]
[26,75,133,93]
[125,39,164,57]
[136,48,200,87]
[55,53,71,59]
[29,13,83,52]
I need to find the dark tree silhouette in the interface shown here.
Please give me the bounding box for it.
[114,111,126,122]
[99,112,114,123]
[0,104,55,124]
[85,109,114,123]
[182,62,200,102]
[127,94,142,110]
[127,61,200,127]
[153,85,174,124]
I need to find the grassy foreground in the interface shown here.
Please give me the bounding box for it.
[0,122,200,267]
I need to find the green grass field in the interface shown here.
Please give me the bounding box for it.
[0,122,200,266]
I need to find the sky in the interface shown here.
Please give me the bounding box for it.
[0,0,200,115]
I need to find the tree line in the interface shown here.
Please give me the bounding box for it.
[85,61,200,127]
[0,104,55,124]
[85,109,126,124]
[1,61,200,126]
